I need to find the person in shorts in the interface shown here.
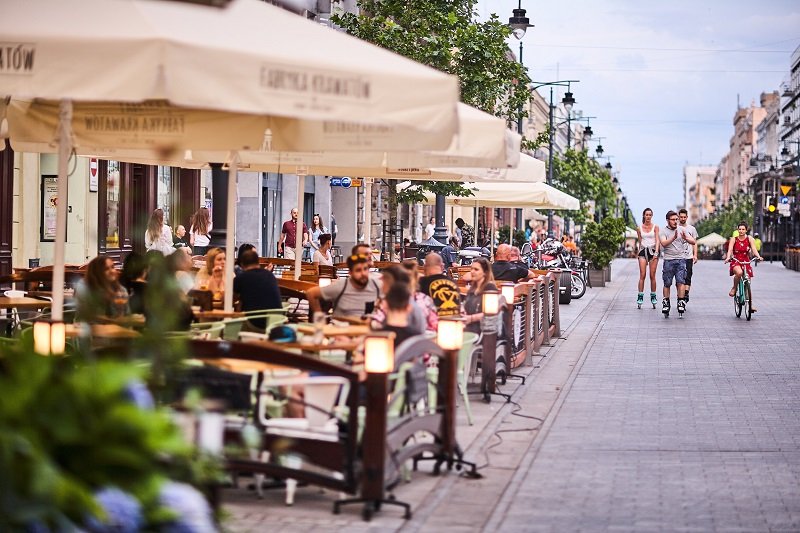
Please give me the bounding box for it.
[659,210,695,316]
[678,208,698,304]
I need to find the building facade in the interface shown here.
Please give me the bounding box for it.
[683,165,717,223]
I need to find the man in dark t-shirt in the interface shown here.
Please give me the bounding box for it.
[232,250,282,330]
[418,252,461,317]
[492,244,533,283]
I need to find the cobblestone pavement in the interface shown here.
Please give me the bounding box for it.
[485,259,800,532]
[223,259,800,532]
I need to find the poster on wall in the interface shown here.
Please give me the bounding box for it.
[40,175,60,241]
[89,158,99,192]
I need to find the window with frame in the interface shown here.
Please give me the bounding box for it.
[157,166,173,223]
[105,161,121,248]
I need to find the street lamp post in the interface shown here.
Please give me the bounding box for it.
[509,2,533,233]
[531,79,580,239]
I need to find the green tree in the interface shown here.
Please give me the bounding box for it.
[332,0,539,243]
[696,192,754,237]
[550,149,617,226]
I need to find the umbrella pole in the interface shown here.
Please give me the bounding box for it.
[364,178,372,247]
[294,170,306,280]
[490,206,495,256]
[224,152,239,313]
[52,100,73,322]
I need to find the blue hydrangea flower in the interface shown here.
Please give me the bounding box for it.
[84,487,143,533]
[123,380,154,410]
[159,481,215,533]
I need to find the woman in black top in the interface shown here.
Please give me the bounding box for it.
[462,258,497,334]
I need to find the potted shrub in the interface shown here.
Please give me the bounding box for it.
[580,217,626,287]
[0,338,222,531]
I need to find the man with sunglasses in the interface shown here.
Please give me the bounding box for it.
[307,253,382,318]
[659,210,696,318]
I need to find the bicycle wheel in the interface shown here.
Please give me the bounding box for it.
[734,282,743,318]
[744,281,752,321]
[571,273,586,299]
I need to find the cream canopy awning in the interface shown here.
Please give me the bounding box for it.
[696,232,727,247]
[412,180,580,210]
[0,0,461,317]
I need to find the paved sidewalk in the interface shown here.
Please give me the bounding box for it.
[486,259,800,532]
[223,259,800,532]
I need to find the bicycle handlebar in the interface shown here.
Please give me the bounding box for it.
[726,258,757,265]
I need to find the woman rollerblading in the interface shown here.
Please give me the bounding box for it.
[635,208,660,310]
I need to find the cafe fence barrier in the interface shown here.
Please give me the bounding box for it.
[786,246,800,272]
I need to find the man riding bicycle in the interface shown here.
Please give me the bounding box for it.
[724,221,764,312]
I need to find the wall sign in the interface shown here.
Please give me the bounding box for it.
[40,175,60,241]
[89,158,99,192]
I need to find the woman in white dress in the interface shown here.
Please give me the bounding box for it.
[144,208,175,256]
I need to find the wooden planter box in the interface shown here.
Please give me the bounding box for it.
[588,268,606,287]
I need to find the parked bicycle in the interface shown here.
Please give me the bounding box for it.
[521,239,586,301]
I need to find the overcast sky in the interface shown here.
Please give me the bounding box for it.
[478,0,800,226]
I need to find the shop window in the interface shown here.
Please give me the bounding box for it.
[105,161,121,248]
[157,166,173,223]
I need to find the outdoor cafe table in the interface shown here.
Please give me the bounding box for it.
[65,323,140,340]
[0,296,52,311]
[194,310,245,323]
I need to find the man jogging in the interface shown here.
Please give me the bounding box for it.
[678,208,698,304]
[660,210,696,318]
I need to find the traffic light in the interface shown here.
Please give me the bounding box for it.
[767,196,778,214]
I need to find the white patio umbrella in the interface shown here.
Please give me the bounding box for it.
[414,181,579,210]
[696,232,727,247]
[0,0,460,316]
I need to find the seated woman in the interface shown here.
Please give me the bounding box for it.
[312,233,334,266]
[462,258,497,335]
[372,282,418,347]
[76,256,129,322]
[194,247,226,302]
[120,252,148,315]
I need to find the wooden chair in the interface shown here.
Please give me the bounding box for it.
[318,264,338,279]
[188,289,214,311]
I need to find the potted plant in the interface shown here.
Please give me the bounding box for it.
[0,338,222,531]
[579,217,626,287]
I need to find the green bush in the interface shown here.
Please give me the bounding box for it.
[0,338,218,530]
[498,225,527,248]
[580,217,626,269]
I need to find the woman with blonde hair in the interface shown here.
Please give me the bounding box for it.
[400,259,438,332]
[194,247,226,302]
[144,208,175,255]
[189,206,212,256]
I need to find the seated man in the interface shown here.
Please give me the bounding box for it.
[439,236,459,269]
[372,282,418,347]
[418,252,461,317]
[233,249,282,330]
[307,253,382,318]
[492,243,534,283]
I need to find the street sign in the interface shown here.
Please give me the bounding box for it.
[341,177,352,188]
[780,196,790,204]
[329,177,342,187]
[780,185,792,196]
[778,203,790,216]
